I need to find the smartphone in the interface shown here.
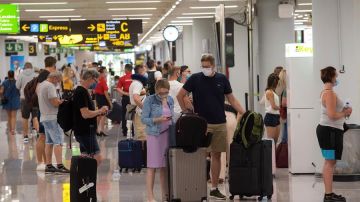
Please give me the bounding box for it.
[166,116,172,120]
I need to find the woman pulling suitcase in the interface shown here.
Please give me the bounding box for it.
[141,79,175,202]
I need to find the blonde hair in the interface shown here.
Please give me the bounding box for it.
[63,67,73,78]
[278,69,286,86]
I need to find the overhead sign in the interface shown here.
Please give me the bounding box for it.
[0,4,19,34]
[20,21,70,35]
[70,20,143,35]
[28,43,37,56]
[5,42,23,52]
[38,33,138,47]
[286,43,313,58]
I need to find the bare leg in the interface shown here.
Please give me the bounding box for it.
[98,116,105,133]
[93,153,103,167]
[36,134,46,164]
[23,118,29,137]
[45,144,53,165]
[53,145,63,165]
[323,160,336,194]
[159,167,168,200]
[10,110,17,134]
[146,168,156,201]
[32,117,40,132]
[211,152,221,188]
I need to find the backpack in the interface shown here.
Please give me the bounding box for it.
[233,111,264,148]
[24,77,39,108]
[146,71,156,95]
[57,97,74,132]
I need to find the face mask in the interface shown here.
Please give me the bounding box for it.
[202,67,213,77]
[186,74,191,80]
[334,79,339,86]
[143,72,148,78]
[156,93,168,100]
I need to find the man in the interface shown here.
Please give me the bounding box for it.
[177,54,245,200]
[16,62,38,143]
[116,64,133,136]
[129,65,148,140]
[37,71,69,174]
[146,59,162,95]
[73,70,108,166]
[36,56,57,171]
[168,66,191,120]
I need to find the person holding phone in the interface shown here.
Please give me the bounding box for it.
[141,79,174,202]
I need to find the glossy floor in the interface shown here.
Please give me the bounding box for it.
[0,111,360,202]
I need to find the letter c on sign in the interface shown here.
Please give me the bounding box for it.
[121,22,128,32]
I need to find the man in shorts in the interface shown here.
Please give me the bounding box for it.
[73,69,108,166]
[177,54,245,200]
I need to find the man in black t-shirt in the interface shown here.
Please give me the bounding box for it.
[73,69,108,166]
[177,54,245,200]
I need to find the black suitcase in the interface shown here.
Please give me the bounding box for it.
[106,101,122,123]
[229,140,273,200]
[70,156,97,202]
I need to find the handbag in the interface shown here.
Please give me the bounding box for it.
[276,142,288,168]
[125,104,137,120]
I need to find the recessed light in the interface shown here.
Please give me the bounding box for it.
[168,23,193,26]
[108,8,157,11]
[25,9,75,12]
[39,15,81,18]
[106,1,161,3]
[112,14,153,17]
[171,20,193,23]
[190,5,238,9]
[12,2,68,5]
[295,20,308,22]
[294,22,304,25]
[182,12,215,15]
[177,16,214,19]
[295,10,312,13]
[47,18,86,21]
[298,3,312,6]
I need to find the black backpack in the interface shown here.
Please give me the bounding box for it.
[57,97,74,132]
[147,71,156,95]
[24,77,39,108]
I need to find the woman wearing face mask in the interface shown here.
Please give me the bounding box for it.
[141,79,174,202]
[94,66,112,137]
[178,65,191,84]
[316,66,351,202]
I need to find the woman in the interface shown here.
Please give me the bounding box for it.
[264,73,281,144]
[62,67,74,99]
[141,79,174,202]
[316,66,351,202]
[278,70,288,143]
[94,67,112,137]
[0,71,20,135]
[178,65,191,84]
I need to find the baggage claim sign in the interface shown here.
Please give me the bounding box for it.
[20,20,142,48]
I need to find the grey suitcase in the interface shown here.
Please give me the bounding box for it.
[168,147,208,202]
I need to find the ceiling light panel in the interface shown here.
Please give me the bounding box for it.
[47,19,86,21]
[106,1,161,3]
[177,16,214,19]
[25,9,75,12]
[112,14,153,17]
[108,8,157,11]
[12,2,68,5]
[171,20,193,23]
[298,3,312,6]
[182,12,215,15]
[190,5,238,9]
[39,15,81,18]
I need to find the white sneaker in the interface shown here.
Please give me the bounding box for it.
[36,163,46,171]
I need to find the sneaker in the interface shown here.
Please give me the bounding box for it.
[36,163,46,171]
[24,136,29,143]
[209,188,226,200]
[56,164,70,174]
[324,193,346,202]
[45,165,58,174]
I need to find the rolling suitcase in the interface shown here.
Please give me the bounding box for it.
[118,139,144,172]
[167,147,207,202]
[229,140,273,200]
[70,156,97,202]
[106,101,122,123]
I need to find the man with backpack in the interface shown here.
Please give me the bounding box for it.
[37,71,69,174]
[16,62,38,143]
[24,56,57,171]
[177,54,245,200]
[146,59,162,95]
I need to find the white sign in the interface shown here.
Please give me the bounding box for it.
[286,43,313,58]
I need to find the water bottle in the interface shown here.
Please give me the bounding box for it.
[344,100,351,120]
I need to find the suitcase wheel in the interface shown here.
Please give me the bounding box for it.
[267,195,272,200]
[201,197,207,202]
[258,196,263,201]
[229,195,234,200]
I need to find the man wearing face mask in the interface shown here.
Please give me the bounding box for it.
[177,54,245,200]
[37,71,69,174]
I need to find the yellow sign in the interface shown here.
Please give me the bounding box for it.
[87,24,96,32]
[97,23,106,32]
[21,24,30,32]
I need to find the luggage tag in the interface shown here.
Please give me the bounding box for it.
[79,182,94,194]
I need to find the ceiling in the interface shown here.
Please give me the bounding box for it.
[2,0,312,46]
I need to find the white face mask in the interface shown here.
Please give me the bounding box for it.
[202,67,213,77]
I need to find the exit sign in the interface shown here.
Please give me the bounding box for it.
[0,4,20,34]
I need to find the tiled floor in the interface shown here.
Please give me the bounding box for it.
[0,110,360,202]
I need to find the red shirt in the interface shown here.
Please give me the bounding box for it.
[117,72,132,93]
[94,77,108,95]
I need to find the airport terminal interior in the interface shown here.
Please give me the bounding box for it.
[0,0,360,201]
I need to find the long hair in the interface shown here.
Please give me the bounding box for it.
[266,73,279,91]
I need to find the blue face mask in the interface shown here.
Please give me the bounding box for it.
[334,79,339,86]
[186,74,191,80]
[143,72,148,78]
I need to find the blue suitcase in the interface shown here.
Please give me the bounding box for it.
[118,139,144,172]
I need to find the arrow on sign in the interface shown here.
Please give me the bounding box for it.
[39,36,45,40]
[6,44,13,51]
[87,24,96,32]
[53,35,58,40]
[22,24,30,32]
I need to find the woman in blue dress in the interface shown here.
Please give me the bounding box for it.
[0,71,20,135]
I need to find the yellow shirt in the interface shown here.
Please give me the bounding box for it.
[63,77,73,90]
